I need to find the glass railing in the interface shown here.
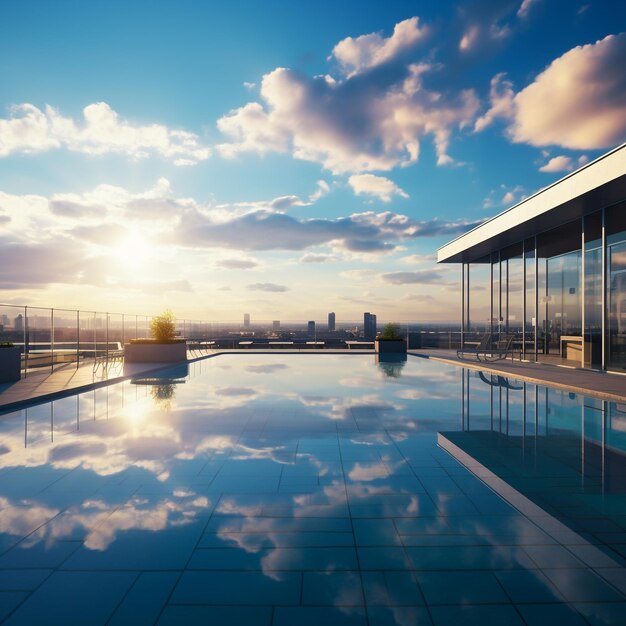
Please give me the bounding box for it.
[0,303,462,376]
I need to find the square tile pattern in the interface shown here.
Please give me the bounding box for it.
[1,355,625,625]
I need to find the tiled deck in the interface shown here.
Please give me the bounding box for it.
[412,349,626,403]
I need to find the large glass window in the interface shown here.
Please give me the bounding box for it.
[524,239,536,359]
[468,257,491,339]
[537,220,582,364]
[502,243,524,338]
[584,211,602,368]
[607,201,626,370]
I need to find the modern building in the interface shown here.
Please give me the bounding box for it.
[328,312,336,332]
[364,312,377,341]
[438,143,626,371]
[273,320,280,331]
[14,314,24,332]
[243,313,250,328]
[307,320,315,335]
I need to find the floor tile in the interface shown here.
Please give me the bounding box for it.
[429,604,525,625]
[272,606,367,626]
[170,571,301,605]
[542,568,626,602]
[417,571,508,605]
[108,571,179,626]
[495,569,564,603]
[157,605,272,625]
[4,571,137,626]
[367,606,432,625]
[302,571,364,606]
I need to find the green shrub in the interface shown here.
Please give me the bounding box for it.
[379,323,402,341]
[150,310,177,343]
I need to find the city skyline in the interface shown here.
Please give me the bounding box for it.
[1,1,625,321]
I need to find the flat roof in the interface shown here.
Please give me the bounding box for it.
[438,143,626,263]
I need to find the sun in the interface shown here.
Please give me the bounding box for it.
[114,231,154,271]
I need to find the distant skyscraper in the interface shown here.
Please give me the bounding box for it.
[14,314,24,332]
[244,313,250,327]
[307,320,315,334]
[328,312,336,332]
[273,320,280,331]
[364,312,377,340]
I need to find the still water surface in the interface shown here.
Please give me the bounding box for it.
[0,354,625,625]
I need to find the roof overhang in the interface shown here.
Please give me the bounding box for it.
[438,144,626,264]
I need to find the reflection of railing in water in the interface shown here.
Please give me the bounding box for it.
[476,371,523,390]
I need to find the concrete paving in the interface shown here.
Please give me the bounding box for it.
[412,348,626,403]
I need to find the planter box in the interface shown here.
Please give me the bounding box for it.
[375,339,407,354]
[0,347,21,383]
[124,342,187,364]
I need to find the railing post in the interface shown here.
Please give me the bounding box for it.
[24,305,28,377]
[76,310,80,369]
[51,308,54,373]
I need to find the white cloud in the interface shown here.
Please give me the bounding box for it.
[474,73,515,133]
[483,184,526,209]
[538,154,589,173]
[477,34,626,150]
[348,174,409,203]
[331,17,428,77]
[243,81,256,90]
[299,253,334,263]
[216,18,480,173]
[247,282,288,293]
[538,155,574,173]
[216,258,259,269]
[309,180,331,202]
[380,269,444,285]
[0,102,211,164]
[517,0,541,19]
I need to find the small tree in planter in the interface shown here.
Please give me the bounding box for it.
[150,310,177,343]
[375,323,407,353]
[125,311,187,363]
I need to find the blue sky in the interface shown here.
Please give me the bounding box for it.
[1,0,625,321]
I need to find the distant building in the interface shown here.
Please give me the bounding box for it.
[364,312,377,340]
[307,321,316,334]
[273,320,280,331]
[243,313,250,328]
[14,314,24,332]
[328,312,336,332]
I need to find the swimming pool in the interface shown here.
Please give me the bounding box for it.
[0,354,625,625]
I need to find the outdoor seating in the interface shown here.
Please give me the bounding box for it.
[456,333,492,360]
[457,333,516,362]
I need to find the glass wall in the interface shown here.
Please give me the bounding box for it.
[584,211,602,369]
[607,201,626,371]
[536,220,582,363]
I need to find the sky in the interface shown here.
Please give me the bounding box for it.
[0,0,625,323]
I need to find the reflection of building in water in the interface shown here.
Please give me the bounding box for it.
[442,368,626,561]
[439,144,626,372]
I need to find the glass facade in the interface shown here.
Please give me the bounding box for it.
[461,204,626,372]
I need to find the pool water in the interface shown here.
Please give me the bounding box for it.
[0,354,626,625]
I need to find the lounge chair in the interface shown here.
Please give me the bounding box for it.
[479,334,516,362]
[457,333,492,360]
